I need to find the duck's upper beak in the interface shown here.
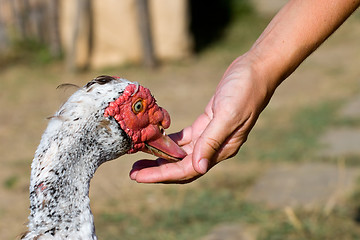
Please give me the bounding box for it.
[141,126,186,162]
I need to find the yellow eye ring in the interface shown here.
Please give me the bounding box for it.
[132,99,144,114]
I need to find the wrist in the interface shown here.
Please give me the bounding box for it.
[220,52,277,114]
[236,51,281,100]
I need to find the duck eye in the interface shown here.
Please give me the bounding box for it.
[132,99,144,114]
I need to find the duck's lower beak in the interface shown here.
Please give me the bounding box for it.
[142,130,186,162]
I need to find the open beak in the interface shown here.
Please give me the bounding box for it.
[141,127,187,162]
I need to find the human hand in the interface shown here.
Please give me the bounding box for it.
[129,0,360,184]
[130,54,274,183]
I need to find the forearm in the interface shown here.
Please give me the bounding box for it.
[248,0,360,92]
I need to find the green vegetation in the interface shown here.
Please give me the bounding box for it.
[3,175,19,190]
[0,38,60,69]
[95,188,360,240]
[241,101,343,162]
[96,189,262,240]
[196,0,268,61]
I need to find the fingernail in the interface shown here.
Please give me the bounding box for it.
[129,170,138,180]
[198,158,209,174]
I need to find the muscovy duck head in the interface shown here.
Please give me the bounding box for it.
[68,75,186,162]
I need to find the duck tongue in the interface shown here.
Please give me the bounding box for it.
[142,133,186,162]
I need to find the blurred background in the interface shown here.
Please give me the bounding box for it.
[0,0,360,239]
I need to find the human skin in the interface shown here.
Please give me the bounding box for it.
[130,0,360,183]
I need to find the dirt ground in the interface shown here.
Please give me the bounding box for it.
[0,9,360,240]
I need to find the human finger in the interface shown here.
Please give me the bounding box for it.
[192,116,235,174]
[129,155,200,183]
[168,126,192,146]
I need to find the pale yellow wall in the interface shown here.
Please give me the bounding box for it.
[150,0,192,60]
[60,0,192,69]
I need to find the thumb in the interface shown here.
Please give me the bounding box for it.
[192,117,232,174]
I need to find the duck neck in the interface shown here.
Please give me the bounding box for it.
[26,128,102,239]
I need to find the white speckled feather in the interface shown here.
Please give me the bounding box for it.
[23,77,133,240]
